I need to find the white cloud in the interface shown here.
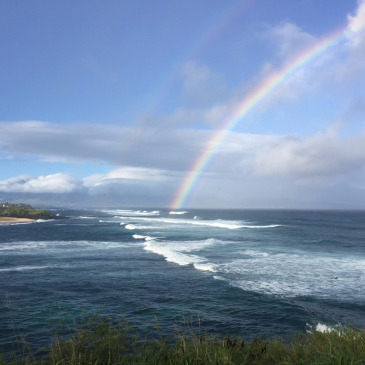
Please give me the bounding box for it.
[265,22,316,60]
[253,130,365,177]
[347,0,365,35]
[0,167,179,200]
[0,173,82,193]
[248,2,365,120]
[80,166,180,201]
[83,166,174,188]
[340,0,365,80]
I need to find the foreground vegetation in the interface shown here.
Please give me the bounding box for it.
[0,203,62,220]
[2,316,365,364]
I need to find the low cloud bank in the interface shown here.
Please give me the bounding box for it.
[0,125,365,209]
[2,121,365,181]
[0,173,82,194]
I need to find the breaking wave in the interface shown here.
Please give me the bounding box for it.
[132,234,156,241]
[0,265,51,272]
[127,216,280,230]
[104,209,160,217]
[143,238,223,271]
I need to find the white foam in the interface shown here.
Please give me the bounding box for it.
[241,224,282,229]
[193,220,243,229]
[143,238,221,269]
[315,323,337,333]
[98,210,282,231]
[132,234,156,241]
[0,265,51,272]
[103,213,281,231]
[241,250,270,258]
[124,223,158,230]
[0,221,34,226]
[306,323,340,334]
[219,252,365,299]
[132,234,146,239]
[127,216,281,230]
[125,224,136,230]
[36,219,54,223]
[133,210,160,216]
[130,216,244,229]
[104,209,160,217]
[0,240,136,253]
[144,241,204,266]
[193,262,217,272]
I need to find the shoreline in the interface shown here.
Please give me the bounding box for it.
[0,217,36,224]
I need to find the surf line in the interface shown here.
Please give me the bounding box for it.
[170,21,365,210]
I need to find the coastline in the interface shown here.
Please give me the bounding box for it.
[0,217,36,224]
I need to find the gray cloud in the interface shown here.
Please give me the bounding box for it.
[0,121,214,171]
[2,121,365,182]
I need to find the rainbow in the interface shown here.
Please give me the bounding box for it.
[170,21,365,210]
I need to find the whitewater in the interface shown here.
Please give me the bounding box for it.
[1,208,364,355]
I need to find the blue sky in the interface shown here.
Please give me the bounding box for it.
[1,0,365,209]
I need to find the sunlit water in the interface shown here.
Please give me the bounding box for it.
[1,209,364,355]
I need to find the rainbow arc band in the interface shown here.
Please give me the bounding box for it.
[170,23,365,210]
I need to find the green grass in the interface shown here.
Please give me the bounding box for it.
[2,316,365,364]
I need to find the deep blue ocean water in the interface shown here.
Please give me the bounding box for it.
[1,208,365,356]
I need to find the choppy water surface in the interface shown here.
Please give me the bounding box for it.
[1,209,364,355]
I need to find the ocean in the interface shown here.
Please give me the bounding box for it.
[1,208,364,356]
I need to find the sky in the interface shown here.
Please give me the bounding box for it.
[1,0,365,209]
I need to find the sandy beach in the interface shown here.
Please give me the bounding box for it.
[0,217,36,224]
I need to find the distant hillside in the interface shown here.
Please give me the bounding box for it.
[0,203,64,219]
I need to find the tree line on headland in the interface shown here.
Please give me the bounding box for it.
[0,203,64,220]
